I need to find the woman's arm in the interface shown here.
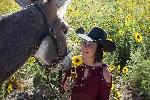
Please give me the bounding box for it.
[61,68,71,87]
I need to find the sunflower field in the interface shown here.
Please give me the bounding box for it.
[0,0,150,100]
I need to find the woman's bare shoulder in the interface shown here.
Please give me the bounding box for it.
[102,67,112,83]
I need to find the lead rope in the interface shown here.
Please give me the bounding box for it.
[33,2,62,99]
[34,2,71,99]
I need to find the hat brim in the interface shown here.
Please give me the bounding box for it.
[77,34,116,52]
[77,34,93,41]
[96,40,116,52]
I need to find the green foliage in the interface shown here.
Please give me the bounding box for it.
[65,0,150,99]
[128,50,150,98]
[0,0,20,15]
[0,0,149,99]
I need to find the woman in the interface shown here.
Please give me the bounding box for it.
[62,27,116,100]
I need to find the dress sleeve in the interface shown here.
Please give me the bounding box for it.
[99,76,112,100]
[98,65,112,100]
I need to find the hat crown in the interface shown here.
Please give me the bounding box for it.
[87,27,107,41]
[76,27,116,52]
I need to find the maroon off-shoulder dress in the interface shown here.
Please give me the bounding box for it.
[62,64,112,100]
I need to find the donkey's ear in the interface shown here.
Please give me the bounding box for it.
[75,27,85,34]
[15,0,31,7]
[57,0,72,19]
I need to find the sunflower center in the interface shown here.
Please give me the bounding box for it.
[76,59,80,62]
[137,35,140,39]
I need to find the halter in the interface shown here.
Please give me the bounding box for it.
[34,2,67,67]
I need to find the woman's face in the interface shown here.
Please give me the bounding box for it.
[80,39,97,59]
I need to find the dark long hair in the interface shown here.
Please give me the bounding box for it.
[93,44,103,63]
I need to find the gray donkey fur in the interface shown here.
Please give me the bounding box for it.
[0,0,71,84]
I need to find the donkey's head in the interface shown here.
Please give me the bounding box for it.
[0,0,71,84]
[16,0,71,65]
[16,0,70,9]
[47,0,71,57]
[30,0,71,66]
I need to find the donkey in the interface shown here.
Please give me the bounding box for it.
[0,0,71,84]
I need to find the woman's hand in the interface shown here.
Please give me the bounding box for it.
[63,77,71,91]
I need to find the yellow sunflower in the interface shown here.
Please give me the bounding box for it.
[111,83,115,90]
[122,66,128,74]
[116,91,121,98]
[31,57,36,63]
[134,32,143,43]
[11,76,16,81]
[7,83,13,94]
[118,29,124,36]
[92,22,97,26]
[72,55,83,67]
[108,64,115,72]
[125,15,133,21]
[117,65,121,73]
[28,56,36,63]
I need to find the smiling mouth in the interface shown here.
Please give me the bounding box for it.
[82,50,88,53]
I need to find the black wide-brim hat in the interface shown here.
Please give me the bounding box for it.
[75,27,116,52]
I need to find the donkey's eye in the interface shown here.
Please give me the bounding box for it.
[63,30,67,34]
